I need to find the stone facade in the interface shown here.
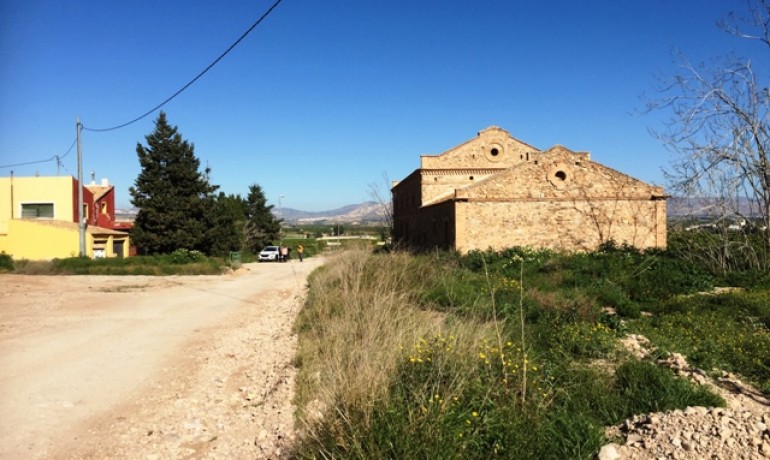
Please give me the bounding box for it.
[391,127,667,253]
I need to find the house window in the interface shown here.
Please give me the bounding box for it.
[21,203,54,219]
[101,202,108,214]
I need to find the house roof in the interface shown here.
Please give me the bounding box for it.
[85,184,113,201]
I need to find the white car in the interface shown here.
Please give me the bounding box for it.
[259,246,280,262]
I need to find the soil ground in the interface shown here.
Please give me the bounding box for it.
[0,258,323,459]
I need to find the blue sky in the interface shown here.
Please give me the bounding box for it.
[0,1,761,211]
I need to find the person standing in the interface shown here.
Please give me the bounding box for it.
[297,244,304,262]
[280,245,288,262]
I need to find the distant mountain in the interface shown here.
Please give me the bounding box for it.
[115,203,389,225]
[275,202,389,224]
[667,197,761,217]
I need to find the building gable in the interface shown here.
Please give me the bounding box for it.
[420,126,540,170]
[458,145,664,202]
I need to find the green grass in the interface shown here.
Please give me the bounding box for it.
[628,291,770,395]
[10,252,227,275]
[291,245,743,459]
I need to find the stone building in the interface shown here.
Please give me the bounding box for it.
[391,126,667,253]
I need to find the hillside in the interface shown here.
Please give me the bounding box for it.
[274,202,388,224]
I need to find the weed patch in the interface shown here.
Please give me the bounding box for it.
[629,292,770,395]
[293,246,737,459]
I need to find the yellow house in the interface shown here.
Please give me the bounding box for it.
[0,175,130,260]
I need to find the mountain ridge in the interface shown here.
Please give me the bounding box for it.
[274,201,389,224]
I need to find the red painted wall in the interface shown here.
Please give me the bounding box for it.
[93,188,116,228]
[70,178,100,226]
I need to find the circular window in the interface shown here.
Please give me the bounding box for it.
[484,142,505,162]
[469,176,474,180]
[548,163,572,188]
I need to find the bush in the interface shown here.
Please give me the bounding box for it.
[593,282,640,318]
[0,252,13,271]
[45,254,224,275]
[668,229,769,274]
[169,248,206,264]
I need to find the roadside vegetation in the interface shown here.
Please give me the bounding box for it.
[2,249,227,275]
[292,236,770,459]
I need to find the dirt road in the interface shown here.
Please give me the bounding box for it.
[0,258,323,459]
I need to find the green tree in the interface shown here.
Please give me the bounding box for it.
[204,192,246,256]
[243,184,281,253]
[129,112,218,255]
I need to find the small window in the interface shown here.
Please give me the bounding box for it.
[490,148,499,156]
[101,202,108,214]
[555,171,567,181]
[21,203,54,219]
[469,176,474,180]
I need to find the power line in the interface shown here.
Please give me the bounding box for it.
[0,137,77,169]
[83,0,284,133]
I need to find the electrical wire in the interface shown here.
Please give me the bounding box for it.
[0,137,77,169]
[83,0,284,133]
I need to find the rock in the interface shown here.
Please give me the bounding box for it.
[626,434,643,446]
[597,443,621,460]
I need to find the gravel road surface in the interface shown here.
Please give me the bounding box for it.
[0,258,322,459]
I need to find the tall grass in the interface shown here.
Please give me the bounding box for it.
[292,247,729,459]
[293,249,498,455]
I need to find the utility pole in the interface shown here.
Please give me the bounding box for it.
[76,118,86,257]
[278,194,285,245]
[9,170,13,219]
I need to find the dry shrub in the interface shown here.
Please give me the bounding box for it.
[12,260,58,275]
[294,249,495,438]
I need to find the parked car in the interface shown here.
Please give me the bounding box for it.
[259,245,280,262]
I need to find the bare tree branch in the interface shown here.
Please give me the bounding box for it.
[649,0,770,271]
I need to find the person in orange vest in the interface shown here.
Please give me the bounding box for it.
[297,244,304,262]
